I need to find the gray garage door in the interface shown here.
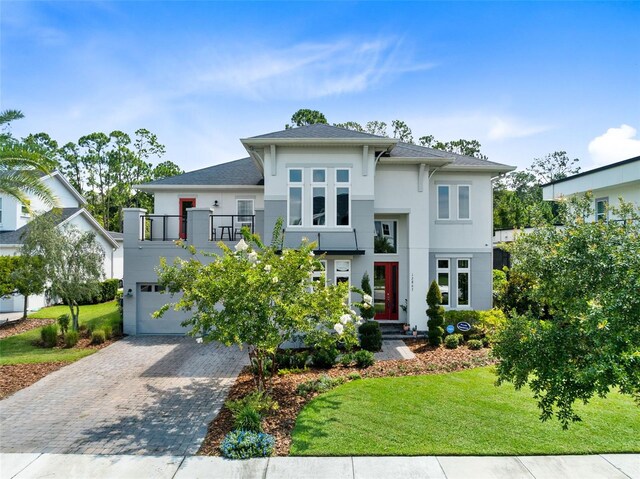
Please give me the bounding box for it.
[136,283,190,335]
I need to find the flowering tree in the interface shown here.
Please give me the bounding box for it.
[155,222,360,391]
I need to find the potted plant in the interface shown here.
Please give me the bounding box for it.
[412,325,418,338]
[403,323,410,333]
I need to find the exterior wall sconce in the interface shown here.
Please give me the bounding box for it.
[213,200,219,207]
[126,289,133,297]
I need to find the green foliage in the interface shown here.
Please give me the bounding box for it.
[91,330,106,345]
[492,269,507,307]
[100,279,119,302]
[275,349,310,370]
[233,405,263,433]
[312,348,338,368]
[226,391,279,418]
[477,309,506,343]
[493,197,640,428]
[220,430,275,459]
[426,280,445,346]
[287,109,328,128]
[444,334,462,349]
[340,353,354,367]
[444,310,480,337]
[499,268,545,318]
[101,325,113,340]
[0,256,21,297]
[467,339,483,350]
[156,221,358,391]
[40,324,58,348]
[391,120,413,143]
[347,372,362,381]
[3,255,46,319]
[358,321,382,352]
[353,350,375,368]
[64,330,79,348]
[57,314,70,335]
[358,273,375,320]
[296,375,347,397]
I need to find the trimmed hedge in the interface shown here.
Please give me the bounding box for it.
[358,321,382,352]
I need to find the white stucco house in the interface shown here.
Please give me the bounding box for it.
[0,171,122,313]
[542,155,640,221]
[121,124,515,335]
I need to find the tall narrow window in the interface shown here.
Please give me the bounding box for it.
[334,260,351,288]
[374,220,397,253]
[237,199,254,222]
[336,168,350,226]
[458,185,470,220]
[457,259,470,307]
[437,185,450,220]
[312,260,327,285]
[0,197,3,224]
[595,198,608,222]
[312,169,326,226]
[288,169,303,226]
[436,259,449,306]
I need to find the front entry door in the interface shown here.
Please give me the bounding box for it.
[179,198,196,239]
[374,262,399,320]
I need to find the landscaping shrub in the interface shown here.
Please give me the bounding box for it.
[220,430,275,459]
[467,339,483,350]
[64,330,79,348]
[358,321,382,352]
[296,375,346,397]
[57,314,70,336]
[276,349,310,370]
[347,372,362,380]
[251,356,273,376]
[477,309,506,342]
[41,324,58,348]
[340,353,354,367]
[444,334,462,349]
[100,279,119,302]
[482,337,491,348]
[233,405,263,432]
[353,350,375,368]
[277,367,308,376]
[359,272,375,321]
[91,330,106,345]
[426,281,445,346]
[102,325,113,340]
[115,290,124,319]
[444,310,480,337]
[312,347,338,368]
[226,391,278,418]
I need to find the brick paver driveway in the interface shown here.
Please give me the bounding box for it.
[0,337,247,455]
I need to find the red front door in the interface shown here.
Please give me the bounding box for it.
[179,198,196,239]
[374,262,399,320]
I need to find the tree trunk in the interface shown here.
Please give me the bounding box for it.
[22,295,28,320]
[68,300,80,331]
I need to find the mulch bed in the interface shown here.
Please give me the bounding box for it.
[198,340,496,457]
[0,318,55,339]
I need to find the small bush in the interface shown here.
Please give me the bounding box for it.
[347,372,362,380]
[353,350,375,368]
[233,405,263,432]
[275,349,310,370]
[220,430,275,459]
[444,334,461,349]
[296,374,346,397]
[64,330,79,348]
[312,348,338,368]
[358,321,382,352]
[467,339,483,350]
[101,279,119,302]
[41,324,58,348]
[102,325,113,340]
[226,391,278,418]
[91,330,106,345]
[482,336,491,348]
[339,353,354,367]
[57,314,70,336]
[250,357,273,376]
[277,367,308,376]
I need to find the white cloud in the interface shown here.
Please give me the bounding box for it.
[588,124,640,166]
[487,117,550,140]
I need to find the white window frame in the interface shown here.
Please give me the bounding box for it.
[436,259,450,306]
[457,185,471,220]
[334,259,351,289]
[236,199,255,223]
[437,185,450,220]
[335,168,351,228]
[374,220,398,254]
[287,168,304,227]
[312,259,327,285]
[0,197,3,225]
[311,168,327,226]
[456,258,471,308]
[595,197,608,222]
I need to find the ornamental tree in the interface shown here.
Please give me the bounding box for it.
[155,221,359,391]
[358,272,375,321]
[426,280,445,346]
[493,196,640,428]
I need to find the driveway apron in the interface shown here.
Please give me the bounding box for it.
[0,337,247,455]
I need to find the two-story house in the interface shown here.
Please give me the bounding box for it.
[0,171,122,314]
[122,124,514,335]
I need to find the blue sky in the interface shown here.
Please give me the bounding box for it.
[2,1,639,172]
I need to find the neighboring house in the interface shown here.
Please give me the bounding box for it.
[0,171,122,313]
[122,124,514,335]
[542,155,640,221]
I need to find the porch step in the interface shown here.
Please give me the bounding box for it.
[379,324,425,339]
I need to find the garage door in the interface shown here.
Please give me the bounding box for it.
[136,283,190,335]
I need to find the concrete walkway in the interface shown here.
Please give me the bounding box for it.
[0,337,248,456]
[375,340,416,361]
[1,453,638,479]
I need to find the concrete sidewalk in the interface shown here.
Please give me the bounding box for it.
[1,453,638,479]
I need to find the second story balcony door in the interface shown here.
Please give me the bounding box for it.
[179,198,196,239]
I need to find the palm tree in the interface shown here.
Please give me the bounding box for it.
[0,110,58,209]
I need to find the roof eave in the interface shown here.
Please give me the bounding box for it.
[134,184,265,191]
[441,165,517,174]
[378,157,454,166]
[240,137,398,147]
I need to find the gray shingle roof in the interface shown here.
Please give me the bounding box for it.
[0,207,82,245]
[107,231,124,241]
[142,157,263,186]
[388,142,513,168]
[249,123,388,140]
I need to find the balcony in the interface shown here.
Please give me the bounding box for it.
[139,214,256,242]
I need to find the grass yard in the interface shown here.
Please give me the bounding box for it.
[0,301,120,365]
[290,367,640,456]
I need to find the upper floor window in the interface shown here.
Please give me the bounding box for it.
[374,220,397,253]
[437,185,450,220]
[288,168,303,226]
[458,186,470,220]
[21,199,31,216]
[595,198,608,222]
[336,169,350,227]
[312,169,326,226]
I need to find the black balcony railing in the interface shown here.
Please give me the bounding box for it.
[209,215,255,241]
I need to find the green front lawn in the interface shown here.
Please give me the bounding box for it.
[0,301,120,365]
[290,367,640,456]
